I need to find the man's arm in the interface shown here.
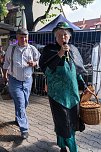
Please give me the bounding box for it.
[3,46,11,82]
[28,45,40,68]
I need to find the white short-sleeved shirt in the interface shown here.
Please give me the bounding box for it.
[3,44,40,81]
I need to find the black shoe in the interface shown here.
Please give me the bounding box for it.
[79,118,85,132]
[21,132,29,139]
[15,117,19,126]
[14,120,19,126]
[60,147,67,152]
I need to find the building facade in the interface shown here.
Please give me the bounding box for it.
[73,16,101,30]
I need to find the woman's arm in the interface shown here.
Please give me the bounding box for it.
[77,74,87,91]
[39,44,62,73]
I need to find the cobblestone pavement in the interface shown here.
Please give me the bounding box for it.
[0,95,101,152]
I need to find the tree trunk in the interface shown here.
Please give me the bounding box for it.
[33,0,54,31]
[23,0,34,31]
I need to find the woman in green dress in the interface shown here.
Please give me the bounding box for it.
[39,22,86,152]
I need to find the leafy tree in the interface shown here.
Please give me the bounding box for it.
[0,0,94,31]
[0,0,9,17]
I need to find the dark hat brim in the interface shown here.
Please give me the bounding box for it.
[52,27,73,34]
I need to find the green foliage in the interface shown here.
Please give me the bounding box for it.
[76,0,94,6]
[38,0,61,5]
[11,0,23,6]
[0,0,95,30]
[41,13,57,24]
[38,0,94,7]
[0,0,9,16]
[0,0,95,17]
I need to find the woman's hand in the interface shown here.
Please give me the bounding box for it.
[58,44,70,57]
[85,85,94,93]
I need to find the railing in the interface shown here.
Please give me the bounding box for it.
[29,29,101,96]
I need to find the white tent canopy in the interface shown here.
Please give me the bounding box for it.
[91,43,101,100]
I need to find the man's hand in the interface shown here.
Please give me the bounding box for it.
[3,77,8,84]
[27,61,37,67]
[3,69,8,84]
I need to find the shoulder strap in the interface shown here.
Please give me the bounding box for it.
[29,44,33,52]
[11,45,16,73]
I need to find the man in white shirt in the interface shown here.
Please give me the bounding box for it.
[3,28,40,139]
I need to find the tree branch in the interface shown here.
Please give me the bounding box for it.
[33,0,54,31]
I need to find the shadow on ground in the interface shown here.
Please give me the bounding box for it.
[0,121,59,152]
[0,146,8,152]
[0,121,101,152]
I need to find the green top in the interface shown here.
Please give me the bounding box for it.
[45,60,80,109]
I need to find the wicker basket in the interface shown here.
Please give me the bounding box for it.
[80,86,101,125]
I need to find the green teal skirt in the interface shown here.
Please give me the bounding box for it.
[49,96,80,138]
[57,130,78,152]
[49,97,79,152]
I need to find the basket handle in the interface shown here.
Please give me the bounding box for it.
[85,87,99,104]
